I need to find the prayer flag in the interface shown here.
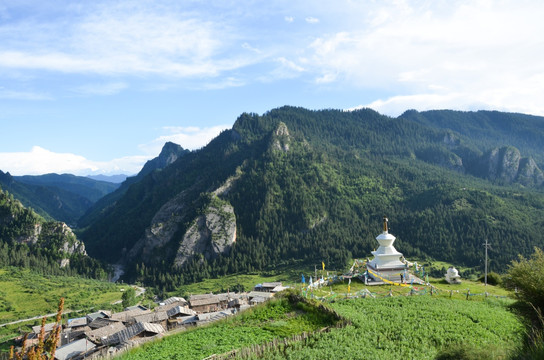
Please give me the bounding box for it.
[302,274,305,284]
[322,261,325,271]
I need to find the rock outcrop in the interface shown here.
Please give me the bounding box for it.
[0,188,86,266]
[174,198,236,267]
[127,176,239,266]
[477,146,543,186]
[271,122,291,152]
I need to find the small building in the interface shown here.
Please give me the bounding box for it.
[254,282,283,292]
[32,322,57,335]
[87,317,120,330]
[445,267,462,284]
[103,322,165,346]
[196,310,233,325]
[85,322,126,345]
[66,317,87,330]
[132,311,168,328]
[167,305,197,318]
[110,307,151,323]
[189,294,228,313]
[54,338,96,360]
[156,297,189,312]
[86,310,111,323]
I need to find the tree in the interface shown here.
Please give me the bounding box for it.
[505,247,544,313]
[121,287,137,308]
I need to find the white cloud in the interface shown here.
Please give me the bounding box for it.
[284,16,294,23]
[0,146,148,176]
[73,82,128,96]
[0,3,251,78]
[305,17,319,24]
[242,42,261,54]
[139,124,231,155]
[0,87,51,100]
[303,0,544,116]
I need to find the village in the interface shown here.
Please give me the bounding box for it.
[16,282,288,360]
[12,217,468,360]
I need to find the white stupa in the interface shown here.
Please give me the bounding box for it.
[367,216,407,282]
[445,267,461,284]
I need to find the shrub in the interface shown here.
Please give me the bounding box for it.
[478,271,502,286]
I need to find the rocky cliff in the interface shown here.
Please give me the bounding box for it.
[478,146,544,186]
[174,196,236,267]
[0,188,87,266]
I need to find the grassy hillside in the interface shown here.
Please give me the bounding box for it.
[0,267,124,324]
[0,267,126,352]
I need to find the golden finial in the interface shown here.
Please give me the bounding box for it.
[383,216,388,232]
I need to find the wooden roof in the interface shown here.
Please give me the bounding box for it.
[110,308,151,322]
[132,311,168,324]
[32,322,57,334]
[103,322,165,346]
[54,338,96,360]
[162,296,187,305]
[85,322,126,344]
[87,317,120,330]
[167,306,196,318]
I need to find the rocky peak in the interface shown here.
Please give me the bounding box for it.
[139,142,189,177]
[271,122,291,152]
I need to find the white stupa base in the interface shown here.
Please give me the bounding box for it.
[366,263,408,282]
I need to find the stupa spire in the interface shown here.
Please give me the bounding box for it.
[383,216,388,233]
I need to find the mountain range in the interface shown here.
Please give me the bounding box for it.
[2,107,544,289]
[0,171,120,225]
[69,107,544,289]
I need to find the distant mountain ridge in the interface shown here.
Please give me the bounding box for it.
[0,171,120,225]
[78,106,544,290]
[87,174,128,183]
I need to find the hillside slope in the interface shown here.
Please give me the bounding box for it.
[79,107,544,289]
[0,186,108,278]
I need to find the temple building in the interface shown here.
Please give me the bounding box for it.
[367,216,408,282]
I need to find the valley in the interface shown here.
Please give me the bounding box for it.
[1,107,544,359]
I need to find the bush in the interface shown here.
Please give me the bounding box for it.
[478,271,502,286]
[504,247,544,312]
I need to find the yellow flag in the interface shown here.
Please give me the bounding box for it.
[322,261,325,271]
[348,284,351,293]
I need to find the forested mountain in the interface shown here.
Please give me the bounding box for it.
[79,107,544,290]
[0,171,119,225]
[77,141,189,229]
[0,186,108,278]
[401,110,544,186]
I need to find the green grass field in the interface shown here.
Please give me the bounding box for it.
[120,287,523,360]
[120,293,339,360]
[0,266,126,352]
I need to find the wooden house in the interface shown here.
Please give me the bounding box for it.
[103,322,165,346]
[54,338,96,360]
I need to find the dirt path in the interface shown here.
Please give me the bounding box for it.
[0,310,76,328]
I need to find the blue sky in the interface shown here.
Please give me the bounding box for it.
[0,0,543,176]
